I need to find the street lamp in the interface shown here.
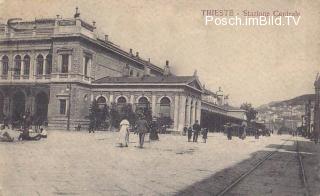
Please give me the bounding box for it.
[66,83,72,131]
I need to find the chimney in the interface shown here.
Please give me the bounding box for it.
[56,15,60,19]
[166,60,169,66]
[136,52,139,58]
[74,7,80,18]
[104,35,108,42]
[129,49,133,55]
[148,58,150,63]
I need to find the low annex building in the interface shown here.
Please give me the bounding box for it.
[0,9,245,132]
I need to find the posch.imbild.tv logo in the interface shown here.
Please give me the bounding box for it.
[202,9,301,26]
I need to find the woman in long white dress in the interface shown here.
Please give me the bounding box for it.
[118,119,130,147]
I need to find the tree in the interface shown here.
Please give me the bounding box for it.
[89,99,110,130]
[120,103,137,126]
[240,102,258,122]
[110,102,120,129]
[89,99,99,130]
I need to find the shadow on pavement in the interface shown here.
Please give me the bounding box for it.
[174,138,320,196]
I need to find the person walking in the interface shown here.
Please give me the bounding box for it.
[226,123,232,140]
[187,126,193,142]
[202,128,208,143]
[192,120,201,142]
[136,116,149,148]
[118,118,130,147]
[149,117,159,141]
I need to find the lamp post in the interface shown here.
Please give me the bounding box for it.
[66,83,72,130]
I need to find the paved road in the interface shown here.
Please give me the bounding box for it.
[226,139,306,196]
[0,131,318,196]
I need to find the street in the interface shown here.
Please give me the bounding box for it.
[0,131,319,196]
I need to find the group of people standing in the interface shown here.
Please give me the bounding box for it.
[184,120,209,143]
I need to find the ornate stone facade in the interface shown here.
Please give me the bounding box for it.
[0,12,245,132]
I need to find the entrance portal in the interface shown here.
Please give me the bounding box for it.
[35,92,49,125]
[12,91,26,122]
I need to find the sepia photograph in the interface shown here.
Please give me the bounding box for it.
[0,0,319,195]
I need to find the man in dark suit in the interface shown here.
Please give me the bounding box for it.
[136,116,149,148]
[192,120,201,142]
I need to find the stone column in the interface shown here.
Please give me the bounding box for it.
[43,57,47,76]
[130,95,134,104]
[151,94,156,117]
[190,99,196,126]
[185,97,191,127]
[31,54,35,80]
[173,95,179,131]
[196,100,202,124]
[178,95,186,132]
[20,59,24,77]
[109,94,114,104]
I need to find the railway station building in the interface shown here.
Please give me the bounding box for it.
[0,10,245,132]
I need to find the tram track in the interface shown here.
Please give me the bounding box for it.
[296,139,310,196]
[216,137,310,196]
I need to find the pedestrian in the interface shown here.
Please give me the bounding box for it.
[187,126,193,142]
[202,127,208,143]
[149,117,159,141]
[18,127,42,141]
[192,120,201,142]
[136,115,149,148]
[255,129,260,139]
[3,115,9,129]
[241,125,246,140]
[89,118,95,133]
[40,127,47,138]
[183,126,187,136]
[226,123,232,140]
[0,130,14,142]
[118,118,130,147]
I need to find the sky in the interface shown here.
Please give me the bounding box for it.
[0,0,319,107]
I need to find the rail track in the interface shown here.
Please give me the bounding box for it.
[216,137,310,196]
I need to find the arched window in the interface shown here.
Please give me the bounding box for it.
[97,96,107,109]
[46,54,52,74]
[14,55,21,75]
[129,70,133,77]
[159,97,171,117]
[137,97,149,112]
[36,55,44,75]
[23,55,30,76]
[2,56,8,75]
[117,96,127,104]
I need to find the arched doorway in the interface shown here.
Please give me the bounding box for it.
[12,91,26,122]
[35,92,49,124]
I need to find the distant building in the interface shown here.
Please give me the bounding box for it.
[0,9,245,131]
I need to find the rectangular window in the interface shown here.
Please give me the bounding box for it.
[83,55,91,77]
[59,99,66,115]
[61,54,69,73]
